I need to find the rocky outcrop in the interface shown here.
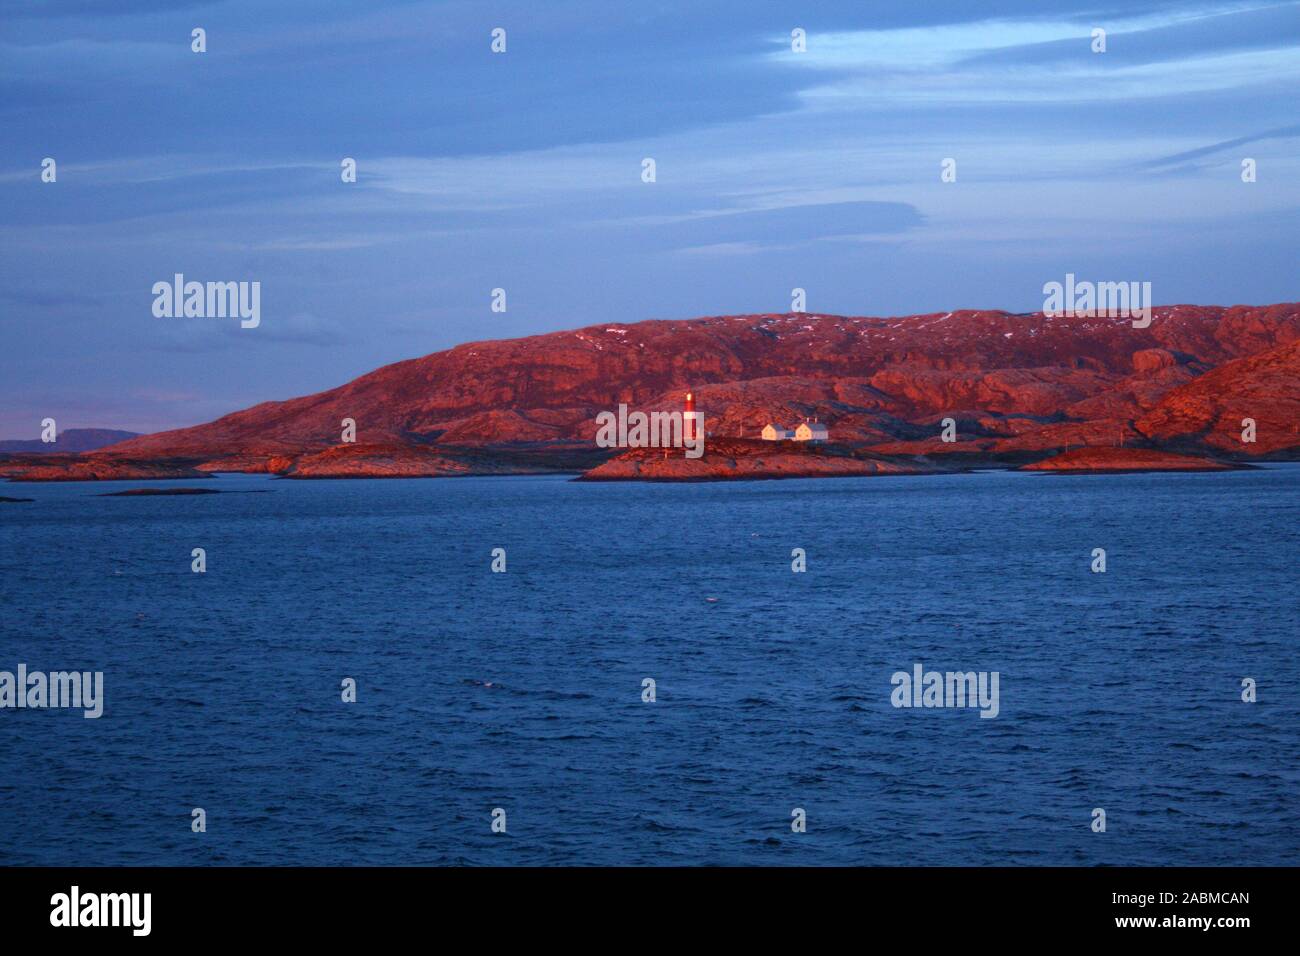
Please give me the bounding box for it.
[1131,347,1179,373]
[579,438,931,481]
[99,487,224,496]
[1020,447,1238,473]
[3,456,207,482]
[1135,339,1300,455]
[269,442,609,478]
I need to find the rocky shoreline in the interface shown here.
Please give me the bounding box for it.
[1018,446,1243,473]
[2,439,1276,485]
[577,438,935,481]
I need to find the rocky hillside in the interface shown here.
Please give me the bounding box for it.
[1135,338,1300,455]
[6,302,1298,480]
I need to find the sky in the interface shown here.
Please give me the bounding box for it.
[1,0,1298,436]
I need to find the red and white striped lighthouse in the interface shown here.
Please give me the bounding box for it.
[684,391,697,442]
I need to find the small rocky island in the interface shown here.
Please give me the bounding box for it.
[98,487,224,497]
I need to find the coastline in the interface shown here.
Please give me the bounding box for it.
[3,441,1278,485]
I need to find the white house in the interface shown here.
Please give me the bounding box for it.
[794,420,829,442]
[761,423,793,441]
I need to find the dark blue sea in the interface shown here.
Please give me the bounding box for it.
[2,467,1297,866]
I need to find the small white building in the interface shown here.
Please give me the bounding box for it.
[761,423,793,441]
[794,420,829,443]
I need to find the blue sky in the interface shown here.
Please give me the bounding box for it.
[2,0,1298,435]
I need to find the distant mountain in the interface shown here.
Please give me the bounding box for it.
[104,303,1300,452]
[7,303,1298,480]
[0,428,139,454]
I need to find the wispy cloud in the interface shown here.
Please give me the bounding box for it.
[771,3,1300,106]
[1139,121,1300,168]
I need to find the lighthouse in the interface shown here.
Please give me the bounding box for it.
[684,391,697,442]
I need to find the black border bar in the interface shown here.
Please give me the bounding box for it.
[0,866,1280,941]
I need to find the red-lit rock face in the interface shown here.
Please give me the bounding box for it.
[7,302,1294,480]
[1135,338,1300,454]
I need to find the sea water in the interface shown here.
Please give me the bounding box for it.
[1,467,1296,865]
